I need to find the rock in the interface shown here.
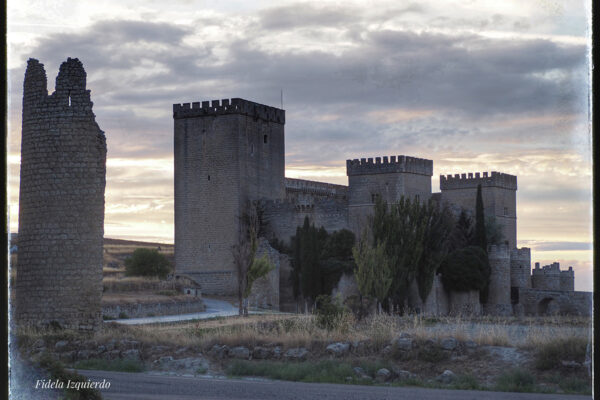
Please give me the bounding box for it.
[175,347,189,355]
[33,339,45,349]
[464,340,477,349]
[436,370,456,384]
[272,346,282,359]
[58,351,75,362]
[97,345,107,353]
[228,346,250,359]
[353,367,367,377]
[440,337,458,351]
[392,337,413,351]
[76,350,92,360]
[122,349,140,360]
[153,356,209,373]
[54,340,69,352]
[119,340,140,350]
[376,368,392,382]
[284,347,308,361]
[345,376,353,382]
[326,342,350,357]
[381,345,393,355]
[252,346,271,360]
[155,356,174,365]
[399,332,412,339]
[561,360,582,368]
[83,340,98,350]
[105,340,116,351]
[208,344,229,359]
[392,367,415,381]
[107,350,121,359]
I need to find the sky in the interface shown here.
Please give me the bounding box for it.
[6,0,593,290]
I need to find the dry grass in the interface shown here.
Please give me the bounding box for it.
[87,313,591,352]
[14,313,590,356]
[103,276,182,293]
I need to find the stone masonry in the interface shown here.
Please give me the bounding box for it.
[16,58,106,331]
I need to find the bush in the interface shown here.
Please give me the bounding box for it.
[440,246,489,292]
[494,368,535,392]
[315,294,348,331]
[125,248,171,279]
[535,337,587,370]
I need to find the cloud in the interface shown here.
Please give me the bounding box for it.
[520,240,592,251]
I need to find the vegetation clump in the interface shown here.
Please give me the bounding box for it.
[39,354,103,399]
[124,248,171,279]
[534,337,588,370]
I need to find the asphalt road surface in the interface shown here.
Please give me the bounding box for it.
[78,370,592,400]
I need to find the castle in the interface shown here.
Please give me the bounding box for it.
[173,98,591,316]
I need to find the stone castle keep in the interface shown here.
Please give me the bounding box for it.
[173,98,591,316]
[16,58,106,330]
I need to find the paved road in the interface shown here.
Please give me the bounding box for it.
[78,370,591,400]
[113,298,242,325]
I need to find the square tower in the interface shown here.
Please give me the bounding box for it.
[346,155,433,234]
[440,172,517,248]
[173,98,285,295]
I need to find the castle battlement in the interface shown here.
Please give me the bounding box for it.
[173,98,285,124]
[440,171,517,191]
[510,247,531,259]
[285,178,348,197]
[533,262,561,275]
[346,155,433,176]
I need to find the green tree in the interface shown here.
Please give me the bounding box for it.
[448,210,474,251]
[352,232,393,312]
[439,246,489,292]
[232,200,262,315]
[415,201,454,303]
[124,248,171,279]
[244,254,275,298]
[485,216,505,245]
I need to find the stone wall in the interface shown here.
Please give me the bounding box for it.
[510,248,531,289]
[484,244,512,316]
[174,98,285,295]
[407,275,449,316]
[531,262,561,291]
[15,58,106,331]
[179,271,236,296]
[247,238,280,310]
[440,172,517,248]
[346,155,433,234]
[449,290,481,316]
[263,198,349,245]
[516,288,592,316]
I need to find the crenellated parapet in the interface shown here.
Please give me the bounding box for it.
[440,171,517,190]
[285,178,348,198]
[173,98,285,124]
[346,155,433,176]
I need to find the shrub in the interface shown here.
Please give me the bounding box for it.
[535,337,588,370]
[314,294,348,331]
[494,368,535,392]
[125,248,171,279]
[440,246,489,292]
[118,312,129,319]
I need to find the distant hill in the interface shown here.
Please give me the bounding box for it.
[103,238,174,248]
[9,234,174,248]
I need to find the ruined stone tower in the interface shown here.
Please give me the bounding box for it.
[173,98,285,295]
[440,172,517,248]
[16,58,106,331]
[346,156,433,233]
